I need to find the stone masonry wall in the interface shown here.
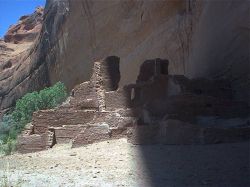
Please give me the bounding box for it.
[16,56,250,153]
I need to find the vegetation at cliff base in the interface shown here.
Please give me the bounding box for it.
[0,82,67,155]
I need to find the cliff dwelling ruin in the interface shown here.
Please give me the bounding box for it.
[0,1,249,186]
[17,56,250,153]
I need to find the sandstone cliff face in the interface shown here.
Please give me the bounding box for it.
[41,0,250,103]
[4,7,43,44]
[42,0,190,88]
[186,0,250,103]
[0,0,249,113]
[0,7,49,114]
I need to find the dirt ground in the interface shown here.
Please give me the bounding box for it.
[0,138,249,187]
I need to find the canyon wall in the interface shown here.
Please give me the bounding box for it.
[0,0,249,113]
[42,0,190,88]
[186,0,250,103]
[0,7,49,115]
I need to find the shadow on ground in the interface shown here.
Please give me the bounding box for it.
[137,141,250,187]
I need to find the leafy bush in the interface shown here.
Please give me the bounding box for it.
[12,82,67,125]
[0,115,18,143]
[0,137,16,155]
[0,82,67,155]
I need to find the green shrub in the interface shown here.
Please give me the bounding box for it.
[12,82,67,125]
[0,137,16,155]
[0,82,67,155]
[0,114,18,144]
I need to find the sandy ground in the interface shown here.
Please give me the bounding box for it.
[0,138,249,187]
